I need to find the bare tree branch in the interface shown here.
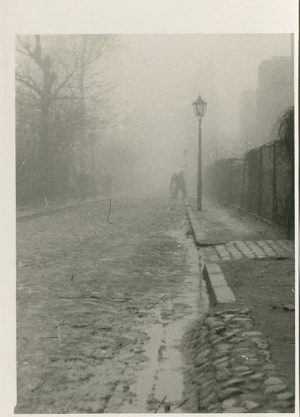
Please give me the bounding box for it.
[54,96,81,100]
[17,73,42,93]
[15,73,42,96]
[16,48,31,57]
[53,63,79,98]
[17,35,41,65]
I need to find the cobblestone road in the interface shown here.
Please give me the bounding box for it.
[16,197,206,413]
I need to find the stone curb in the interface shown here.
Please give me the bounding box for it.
[203,263,236,306]
[185,200,236,306]
[184,199,206,244]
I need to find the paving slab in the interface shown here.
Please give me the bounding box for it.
[203,263,236,305]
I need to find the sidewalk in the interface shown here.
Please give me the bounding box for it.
[184,199,295,413]
[17,195,117,222]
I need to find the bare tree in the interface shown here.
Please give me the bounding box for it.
[16,34,118,203]
[63,35,118,197]
[16,35,79,199]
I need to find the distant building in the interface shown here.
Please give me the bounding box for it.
[256,56,293,143]
[238,56,293,152]
[238,90,257,153]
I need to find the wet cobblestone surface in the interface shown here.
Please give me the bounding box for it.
[182,306,295,413]
[16,197,201,413]
[15,196,296,413]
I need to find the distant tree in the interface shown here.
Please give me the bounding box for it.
[16,35,79,200]
[16,35,118,204]
[66,35,117,180]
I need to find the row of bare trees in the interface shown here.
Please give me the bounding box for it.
[16,34,122,206]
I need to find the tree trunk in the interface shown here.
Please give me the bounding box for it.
[38,59,54,200]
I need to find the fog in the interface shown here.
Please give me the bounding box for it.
[16,34,292,204]
[109,34,292,195]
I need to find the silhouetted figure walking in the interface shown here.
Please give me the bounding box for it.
[169,173,178,198]
[176,171,186,199]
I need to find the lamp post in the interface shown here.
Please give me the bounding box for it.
[192,94,207,210]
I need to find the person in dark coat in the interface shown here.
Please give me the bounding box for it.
[176,171,186,199]
[169,173,178,198]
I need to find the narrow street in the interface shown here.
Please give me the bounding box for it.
[13,32,296,415]
[16,196,208,413]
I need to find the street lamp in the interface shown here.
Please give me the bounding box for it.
[193,94,207,210]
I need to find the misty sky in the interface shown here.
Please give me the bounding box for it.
[109,34,291,192]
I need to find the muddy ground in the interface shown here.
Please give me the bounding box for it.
[15,196,296,413]
[16,196,205,413]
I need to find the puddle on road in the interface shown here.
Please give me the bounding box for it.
[119,231,209,413]
[122,312,165,413]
